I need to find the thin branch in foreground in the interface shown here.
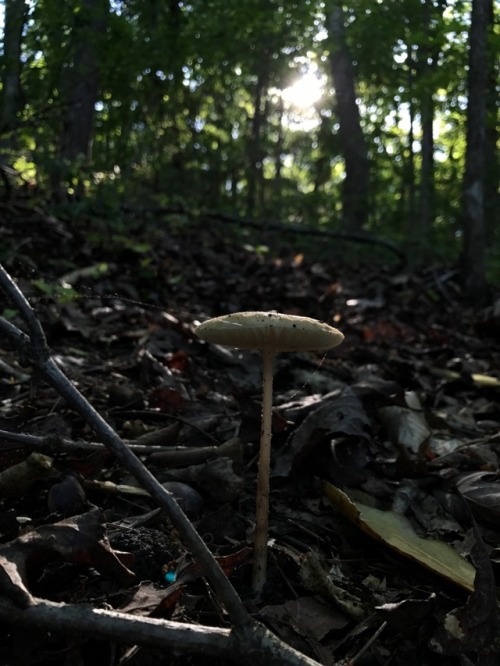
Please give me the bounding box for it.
[0,597,232,656]
[0,596,322,666]
[0,428,242,464]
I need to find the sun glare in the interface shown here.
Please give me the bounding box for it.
[281,71,325,110]
[277,68,326,131]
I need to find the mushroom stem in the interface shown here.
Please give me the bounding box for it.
[252,347,275,595]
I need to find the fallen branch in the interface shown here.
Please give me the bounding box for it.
[203,211,407,266]
[0,594,324,665]
[0,264,321,666]
[0,596,232,656]
[119,204,406,267]
[0,428,241,464]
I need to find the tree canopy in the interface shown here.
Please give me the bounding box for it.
[0,0,498,289]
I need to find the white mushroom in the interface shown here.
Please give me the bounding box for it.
[196,311,344,595]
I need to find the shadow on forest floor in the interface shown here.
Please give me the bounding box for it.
[1,201,500,665]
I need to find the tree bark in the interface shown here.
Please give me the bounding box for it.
[461,0,491,299]
[483,0,498,242]
[272,95,285,218]
[0,0,28,139]
[313,109,334,194]
[419,87,435,237]
[54,0,108,195]
[247,66,268,219]
[326,1,370,232]
[406,75,417,234]
[417,0,447,237]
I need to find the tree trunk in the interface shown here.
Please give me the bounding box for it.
[313,110,334,194]
[247,66,268,219]
[274,96,284,183]
[461,0,491,300]
[483,0,498,242]
[419,86,434,236]
[273,95,284,218]
[406,70,417,235]
[326,1,370,232]
[417,0,444,237]
[54,0,108,196]
[0,0,28,140]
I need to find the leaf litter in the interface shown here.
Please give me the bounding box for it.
[1,211,500,664]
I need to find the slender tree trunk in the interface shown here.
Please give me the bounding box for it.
[274,96,284,183]
[273,95,284,217]
[247,66,268,219]
[407,87,417,235]
[326,1,370,232]
[483,0,498,242]
[419,89,434,235]
[417,0,442,237]
[54,0,108,196]
[313,110,333,194]
[258,96,271,217]
[461,0,490,299]
[0,0,28,140]
[162,0,184,191]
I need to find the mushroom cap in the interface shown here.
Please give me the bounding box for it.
[195,311,344,352]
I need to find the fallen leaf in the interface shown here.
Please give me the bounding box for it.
[377,594,437,638]
[430,521,500,656]
[119,580,185,618]
[148,387,186,411]
[429,367,500,389]
[274,388,371,477]
[260,595,350,641]
[378,392,430,454]
[0,508,135,607]
[0,452,53,498]
[455,472,500,527]
[324,483,476,591]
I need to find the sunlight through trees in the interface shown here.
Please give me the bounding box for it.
[0,0,497,282]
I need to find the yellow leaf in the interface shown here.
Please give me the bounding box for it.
[324,482,476,591]
[429,367,500,388]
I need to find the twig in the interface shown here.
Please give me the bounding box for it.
[0,428,240,462]
[0,595,321,665]
[109,410,221,445]
[0,596,231,656]
[0,429,119,453]
[349,621,387,664]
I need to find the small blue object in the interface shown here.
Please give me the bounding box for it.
[164,571,177,583]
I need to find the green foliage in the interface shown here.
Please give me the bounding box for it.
[1,309,18,321]
[31,279,80,304]
[0,0,497,273]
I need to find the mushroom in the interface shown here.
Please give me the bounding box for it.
[195,311,344,594]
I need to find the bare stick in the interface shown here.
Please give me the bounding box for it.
[0,428,240,463]
[0,597,231,656]
[0,596,320,666]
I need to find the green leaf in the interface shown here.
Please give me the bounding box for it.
[1,309,17,320]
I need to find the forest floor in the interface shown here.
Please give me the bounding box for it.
[1,199,500,665]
